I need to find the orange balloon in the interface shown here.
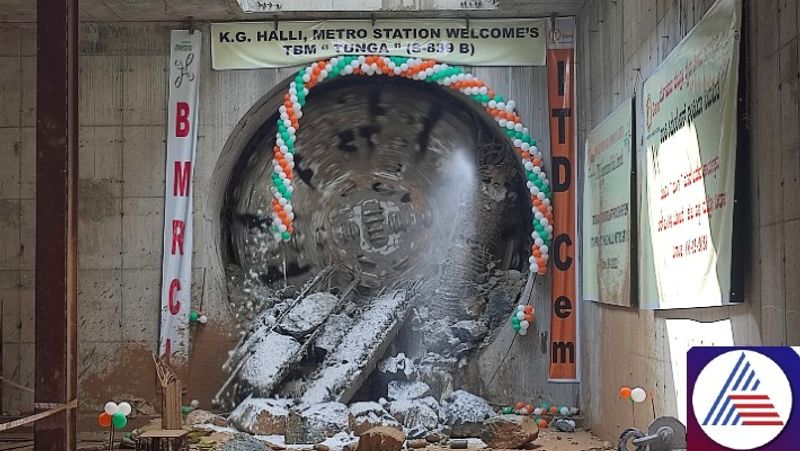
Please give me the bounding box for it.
[524,305,533,314]
[98,412,111,428]
[525,314,534,322]
[514,401,526,411]
[537,418,548,428]
[620,386,632,399]
[549,406,559,414]
[525,404,533,413]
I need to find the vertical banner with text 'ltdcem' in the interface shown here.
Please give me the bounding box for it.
[159,30,201,363]
[546,17,578,382]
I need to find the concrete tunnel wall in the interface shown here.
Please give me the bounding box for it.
[0,20,584,428]
[575,0,800,441]
[1,0,797,441]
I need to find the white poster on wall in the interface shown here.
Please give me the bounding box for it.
[159,30,201,363]
[582,98,634,306]
[640,0,741,309]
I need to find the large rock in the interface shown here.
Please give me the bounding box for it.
[279,292,339,339]
[286,402,353,444]
[387,381,431,401]
[480,415,539,449]
[386,398,439,433]
[350,402,402,436]
[355,427,406,451]
[239,333,302,396]
[185,409,227,428]
[228,397,291,435]
[441,391,495,438]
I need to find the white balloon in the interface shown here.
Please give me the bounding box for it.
[519,407,529,414]
[118,402,132,416]
[190,399,200,409]
[520,320,530,329]
[559,406,569,416]
[198,315,208,324]
[631,387,647,403]
[104,402,118,416]
[516,311,525,320]
[533,407,542,416]
[517,305,526,312]
[518,328,527,336]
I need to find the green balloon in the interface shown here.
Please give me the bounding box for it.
[513,323,521,332]
[112,412,127,429]
[502,406,513,414]
[541,402,551,410]
[189,311,199,322]
[511,316,520,325]
[182,406,192,415]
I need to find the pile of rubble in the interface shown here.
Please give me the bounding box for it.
[180,388,543,451]
[199,262,545,450]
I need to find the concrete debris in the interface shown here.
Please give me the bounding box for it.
[278,292,340,339]
[415,354,457,400]
[354,426,406,451]
[441,391,495,438]
[228,397,292,435]
[314,314,355,355]
[314,445,331,451]
[552,417,576,432]
[480,414,539,449]
[385,398,439,435]
[318,431,359,451]
[448,321,488,345]
[285,402,353,444]
[404,425,431,440]
[377,353,416,379]
[185,409,228,428]
[350,402,402,436]
[407,439,429,448]
[216,433,272,451]
[386,381,431,401]
[425,431,444,443]
[238,333,302,397]
[300,290,412,405]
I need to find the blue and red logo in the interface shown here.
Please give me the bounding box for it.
[689,347,800,450]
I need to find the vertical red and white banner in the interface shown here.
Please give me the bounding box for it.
[546,18,579,382]
[159,30,201,363]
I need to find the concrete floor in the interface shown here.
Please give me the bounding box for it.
[0,430,612,451]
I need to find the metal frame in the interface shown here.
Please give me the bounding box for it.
[34,0,79,449]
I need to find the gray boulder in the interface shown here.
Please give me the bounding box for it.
[441,390,495,438]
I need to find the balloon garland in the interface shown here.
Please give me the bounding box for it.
[268,55,554,274]
[511,304,535,335]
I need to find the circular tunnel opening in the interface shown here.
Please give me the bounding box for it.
[224,75,531,295]
[217,74,534,407]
